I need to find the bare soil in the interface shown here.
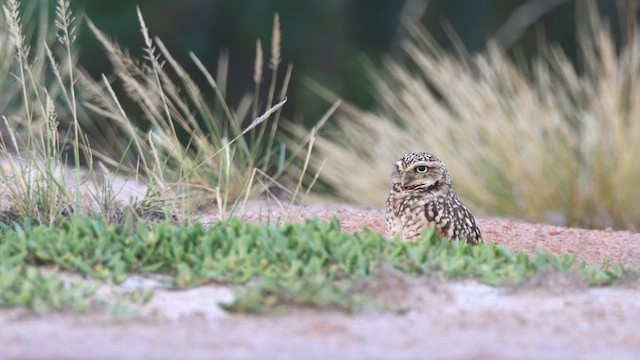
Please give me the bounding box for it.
[2,204,640,360]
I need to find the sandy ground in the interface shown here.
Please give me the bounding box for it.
[2,204,640,360]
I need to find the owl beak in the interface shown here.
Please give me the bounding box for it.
[401,174,415,189]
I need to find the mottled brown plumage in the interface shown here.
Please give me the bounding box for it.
[385,152,482,244]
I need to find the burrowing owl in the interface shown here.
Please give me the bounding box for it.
[385,152,482,244]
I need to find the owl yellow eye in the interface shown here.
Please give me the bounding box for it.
[415,165,428,173]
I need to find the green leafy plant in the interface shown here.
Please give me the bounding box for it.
[0,265,96,313]
[0,215,628,314]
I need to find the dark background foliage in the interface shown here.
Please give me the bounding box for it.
[49,0,632,121]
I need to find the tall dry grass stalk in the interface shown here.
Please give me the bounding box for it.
[309,14,640,230]
[0,0,84,224]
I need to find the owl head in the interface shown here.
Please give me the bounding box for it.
[392,152,451,191]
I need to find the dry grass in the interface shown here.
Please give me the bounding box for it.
[308,12,640,230]
[82,9,296,219]
[0,0,323,225]
[0,0,83,225]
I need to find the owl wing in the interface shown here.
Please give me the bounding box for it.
[450,196,482,244]
[384,194,402,239]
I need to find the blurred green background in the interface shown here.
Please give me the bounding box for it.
[61,0,626,121]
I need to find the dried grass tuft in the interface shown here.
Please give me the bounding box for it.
[309,15,640,230]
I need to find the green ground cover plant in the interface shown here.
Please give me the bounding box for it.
[0,216,627,314]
